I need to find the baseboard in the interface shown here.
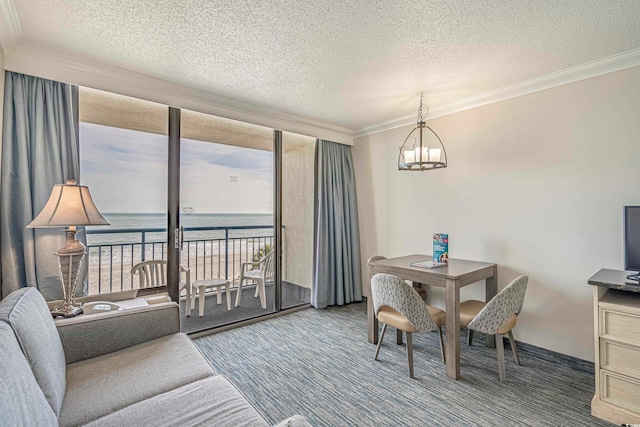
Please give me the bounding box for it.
[514,340,594,374]
[464,330,594,374]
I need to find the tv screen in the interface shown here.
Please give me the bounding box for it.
[625,206,640,272]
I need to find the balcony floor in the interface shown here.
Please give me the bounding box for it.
[179,281,310,333]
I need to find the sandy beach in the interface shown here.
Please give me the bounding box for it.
[86,241,269,295]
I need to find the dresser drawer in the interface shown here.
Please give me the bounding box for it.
[601,370,640,413]
[600,307,640,345]
[601,339,640,378]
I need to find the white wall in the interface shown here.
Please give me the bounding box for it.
[353,66,640,362]
[282,142,315,288]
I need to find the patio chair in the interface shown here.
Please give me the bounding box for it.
[130,260,194,316]
[235,250,275,309]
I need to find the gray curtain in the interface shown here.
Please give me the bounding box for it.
[312,139,362,308]
[1,71,80,300]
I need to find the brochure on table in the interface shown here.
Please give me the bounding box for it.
[410,233,449,269]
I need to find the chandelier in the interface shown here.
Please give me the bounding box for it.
[398,93,447,171]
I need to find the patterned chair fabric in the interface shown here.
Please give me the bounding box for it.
[467,275,528,335]
[371,273,438,333]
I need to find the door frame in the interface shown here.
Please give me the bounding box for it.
[167,107,181,303]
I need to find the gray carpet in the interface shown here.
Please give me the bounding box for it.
[194,302,609,427]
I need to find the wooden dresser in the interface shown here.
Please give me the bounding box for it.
[589,269,640,424]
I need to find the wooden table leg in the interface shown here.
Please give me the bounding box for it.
[367,296,378,344]
[485,267,498,348]
[413,282,427,303]
[445,278,461,379]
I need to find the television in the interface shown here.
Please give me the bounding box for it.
[625,206,640,281]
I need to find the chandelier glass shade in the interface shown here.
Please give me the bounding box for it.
[398,93,447,171]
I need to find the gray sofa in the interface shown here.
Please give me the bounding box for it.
[0,287,310,427]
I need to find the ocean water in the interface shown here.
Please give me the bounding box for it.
[86,213,274,246]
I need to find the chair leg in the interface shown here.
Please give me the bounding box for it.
[508,330,521,365]
[257,279,266,309]
[185,285,191,317]
[467,329,474,346]
[198,286,205,317]
[374,323,387,361]
[438,326,446,364]
[406,332,414,379]
[235,276,245,307]
[254,281,260,297]
[496,334,506,381]
[396,328,403,345]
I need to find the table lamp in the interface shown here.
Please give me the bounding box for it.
[27,180,109,317]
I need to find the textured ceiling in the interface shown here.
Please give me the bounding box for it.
[9,0,640,131]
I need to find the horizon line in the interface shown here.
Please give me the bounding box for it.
[102,212,273,215]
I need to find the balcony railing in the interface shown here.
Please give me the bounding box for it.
[85,225,274,295]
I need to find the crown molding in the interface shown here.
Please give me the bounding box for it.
[5,37,640,143]
[354,47,640,138]
[0,0,21,53]
[4,44,355,145]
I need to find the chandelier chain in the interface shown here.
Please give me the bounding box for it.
[398,92,446,171]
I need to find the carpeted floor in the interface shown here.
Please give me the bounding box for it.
[194,302,609,427]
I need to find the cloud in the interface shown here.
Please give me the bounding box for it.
[181,139,272,174]
[80,122,273,213]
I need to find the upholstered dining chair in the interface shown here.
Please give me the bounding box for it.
[459,275,528,380]
[368,255,427,301]
[130,260,194,316]
[371,273,446,379]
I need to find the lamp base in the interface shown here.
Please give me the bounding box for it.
[50,304,83,318]
[53,228,86,318]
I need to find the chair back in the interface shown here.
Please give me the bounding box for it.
[371,273,438,333]
[368,255,387,263]
[262,250,275,281]
[468,275,528,334]
[131,260,168,288]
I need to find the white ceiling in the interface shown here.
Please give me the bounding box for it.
[3,0,640,134]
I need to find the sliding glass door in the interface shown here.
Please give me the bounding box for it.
[177,109,277,331]
[80,88,169,295]
[79,86,312,333]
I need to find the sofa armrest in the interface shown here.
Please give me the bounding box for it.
[56,302,180,364]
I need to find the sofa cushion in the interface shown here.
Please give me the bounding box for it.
[0,287,66,416]
[59,333,216,427]
[0,322,58,426]
[84,375,269,427]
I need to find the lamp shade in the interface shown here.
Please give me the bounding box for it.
[27,180,109,228]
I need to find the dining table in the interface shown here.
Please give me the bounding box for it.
[366,254,498,379]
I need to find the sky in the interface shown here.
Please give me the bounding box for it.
[79,122,273,214]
